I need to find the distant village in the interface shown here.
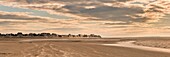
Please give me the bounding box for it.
[0,32,102,38]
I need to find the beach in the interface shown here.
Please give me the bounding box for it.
[0,0,170,57]
[0,38,170,57]
[134,38,170,49]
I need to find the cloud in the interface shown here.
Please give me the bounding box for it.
[0,14,44,20]
[128,0,170,22]
[1,0,170,37]
[5,0,170,23]
[45,28,84,31]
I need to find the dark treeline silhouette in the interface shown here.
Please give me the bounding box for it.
[0,32,102,38]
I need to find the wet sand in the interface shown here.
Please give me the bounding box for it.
[0,38,170,57]
[135,39,170,49]
[103,41,170,53]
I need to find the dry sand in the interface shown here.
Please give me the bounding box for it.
[0,38,170,57]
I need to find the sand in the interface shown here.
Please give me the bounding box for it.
[135,39,170,49]
[103,41,170,53]
[0,38,170,57]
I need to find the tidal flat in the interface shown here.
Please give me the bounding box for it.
[0,38,170,57]
[135,39,170,49]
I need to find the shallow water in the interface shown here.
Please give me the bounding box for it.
[0,5,71,19]
[103,41,170,53]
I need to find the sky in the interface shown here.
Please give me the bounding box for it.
[0,0,170,37]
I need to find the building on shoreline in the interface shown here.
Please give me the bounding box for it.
[0,32,102,38]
